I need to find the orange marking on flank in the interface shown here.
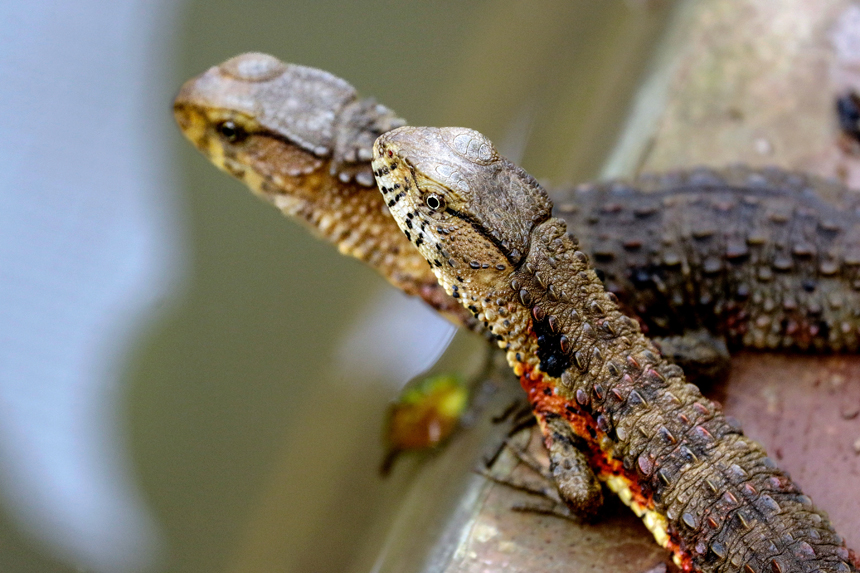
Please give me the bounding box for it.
[515,358,694,571]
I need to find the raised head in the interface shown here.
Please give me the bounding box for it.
[373,126,554,298]
[173,52,404,212]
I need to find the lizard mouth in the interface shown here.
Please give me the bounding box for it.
[172,102,210,151]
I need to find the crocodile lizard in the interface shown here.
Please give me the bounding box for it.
[373,125,857,573]
[173,53,474,331]
[174,53,860,373]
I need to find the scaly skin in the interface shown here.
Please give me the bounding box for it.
[373,126,857,573]
[174,53,860,360]
[559,168,860,352]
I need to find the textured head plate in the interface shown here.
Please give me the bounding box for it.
[444,127,499,165]
[373,126,552,266]
[174,52,357,157]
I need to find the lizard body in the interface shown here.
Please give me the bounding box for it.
[373,126,857,573]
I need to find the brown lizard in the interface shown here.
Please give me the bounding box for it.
[373,125,857,573]
[174,53,860,386]
[173,52,473,331]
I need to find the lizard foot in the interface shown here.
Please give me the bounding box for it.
[480,415,604,521]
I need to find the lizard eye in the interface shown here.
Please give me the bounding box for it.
[216,120,247,143]
[425,193,445,211]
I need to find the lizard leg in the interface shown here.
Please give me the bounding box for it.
[539,413,604,518]
[651,329,730,385]
[483,412,604,520]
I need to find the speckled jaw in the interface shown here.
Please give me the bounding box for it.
[174,103,328,229]
[371,134,430,254]
[175,95,429,288]
[371,133,462,303]
[372,128,516,312]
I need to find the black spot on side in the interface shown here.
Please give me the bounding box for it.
[534,315,572,377]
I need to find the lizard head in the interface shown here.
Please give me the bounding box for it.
[173,52,404,218]
[173,55,474,326]
[373,126,553,301]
